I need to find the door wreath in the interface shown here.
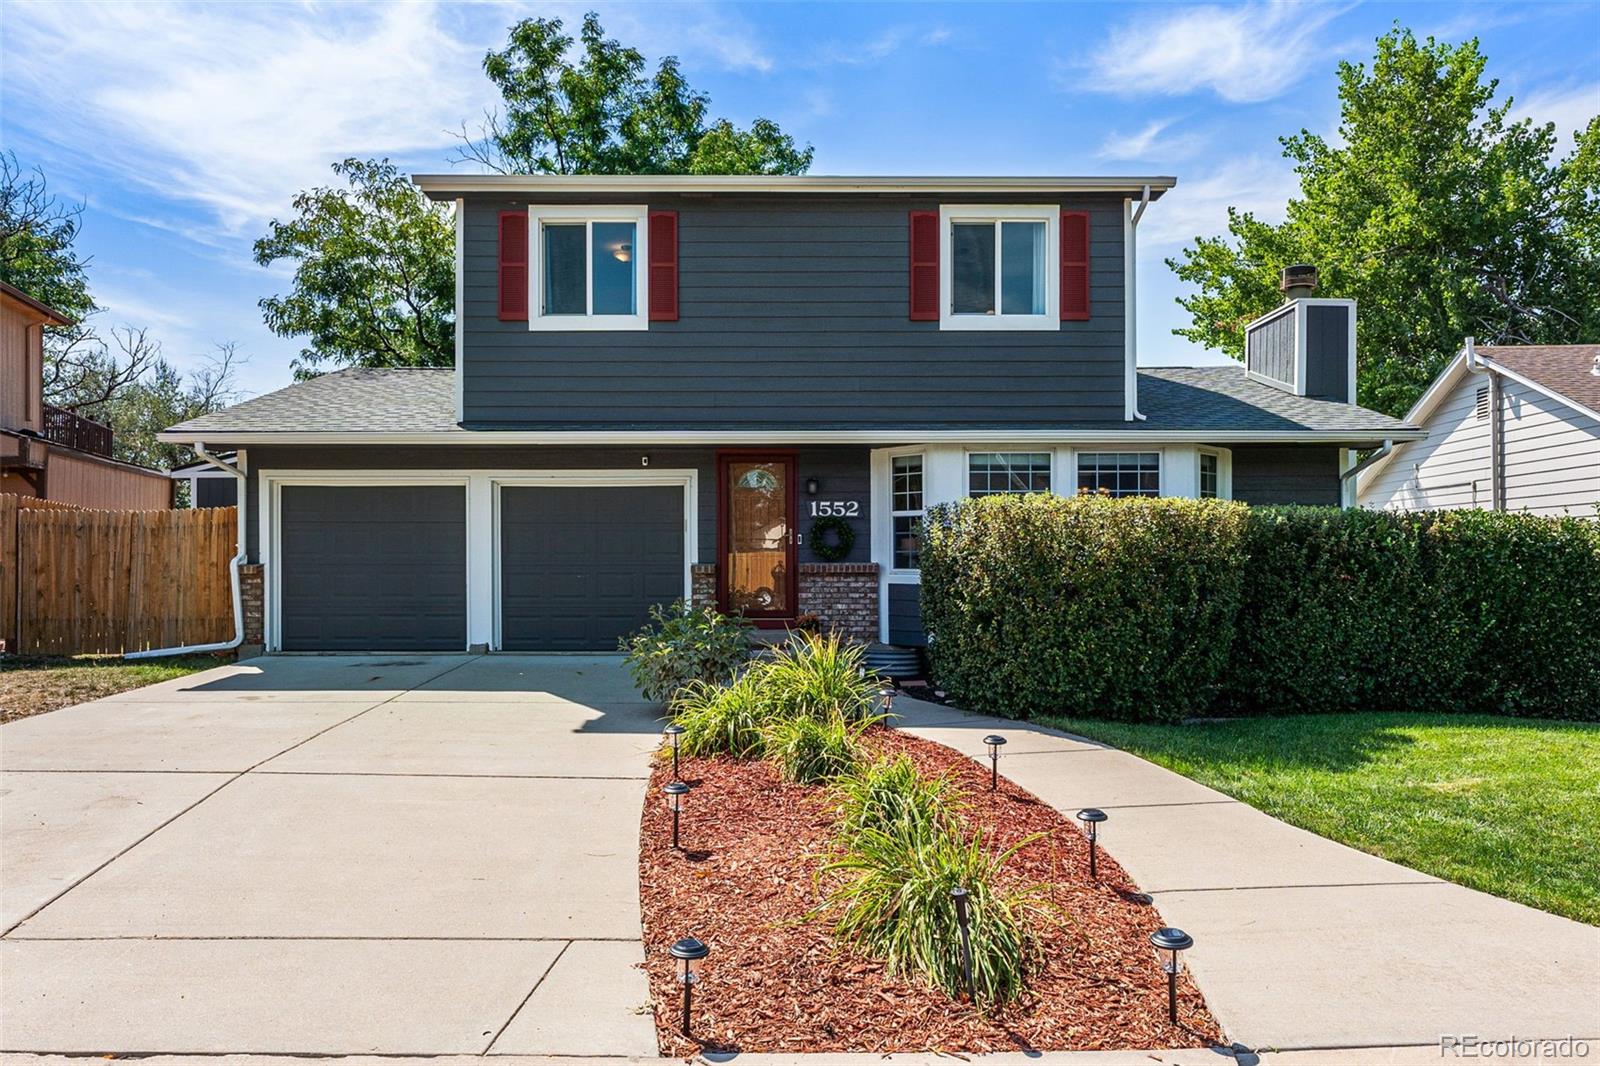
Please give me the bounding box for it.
[808,515,855,562]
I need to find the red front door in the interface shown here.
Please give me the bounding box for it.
[717,452,797,621]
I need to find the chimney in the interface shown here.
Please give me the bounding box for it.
[1244,263,1356,405]
[1280,263,1318,302]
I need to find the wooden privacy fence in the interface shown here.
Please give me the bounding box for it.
[1,494,236,656]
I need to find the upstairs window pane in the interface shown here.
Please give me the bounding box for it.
[951,223,996,315]
[542,224,586,315]
[1000,221,1046,315]
[591,221,637,315]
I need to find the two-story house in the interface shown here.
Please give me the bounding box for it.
[160,175,1420,654]
[1,281,173,509]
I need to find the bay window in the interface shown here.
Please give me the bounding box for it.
[1077,452,1160,498]
[890,454,924,570]
[969,452,1052,496]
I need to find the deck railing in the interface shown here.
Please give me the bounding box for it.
[42,404,114,458]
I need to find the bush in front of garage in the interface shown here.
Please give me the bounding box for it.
[619,600,753,701]
[920,497,1600,722]
[918,494,1250,723]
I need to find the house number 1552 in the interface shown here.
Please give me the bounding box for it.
[808,501,860,517]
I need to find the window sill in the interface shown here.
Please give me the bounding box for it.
[528,315,649,332]
[938,314,1059,332]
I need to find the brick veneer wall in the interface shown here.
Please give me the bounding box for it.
[239,563,264,646]
[690,562,880,643]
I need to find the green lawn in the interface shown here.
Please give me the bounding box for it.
[1,654,225,723]
[1036,712,1600,925]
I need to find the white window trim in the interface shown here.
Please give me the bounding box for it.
[257,467,696,653]
[527,204,649,332]
[887,452,926,577]
[963,449,1055,498]
[938,204,1059,331]
[1196,447,1233,501]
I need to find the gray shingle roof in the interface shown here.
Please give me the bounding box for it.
[162,364,1417,438]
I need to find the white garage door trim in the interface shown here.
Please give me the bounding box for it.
[491,471,697,652]
[259,468,697,653]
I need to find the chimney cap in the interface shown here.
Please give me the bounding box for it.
[1280,264,1318,294]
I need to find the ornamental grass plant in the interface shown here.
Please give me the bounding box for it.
[764,713,868,784]
[830,752,964,841]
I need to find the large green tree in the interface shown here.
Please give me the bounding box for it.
[1170,28,1600,417]
[457,11,812,175]
[253,158,454,378]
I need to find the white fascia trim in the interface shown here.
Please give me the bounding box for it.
[414,174,1179,196]
[937,205,1059,331]
[527,204,649,332]
[174,428,1426,446]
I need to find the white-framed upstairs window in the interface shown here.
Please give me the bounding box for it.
[890,453,925,571]
[939,205,1059,331]
[1077,452,1160,498]
[968,452,1052,497]
[528,205,649,331]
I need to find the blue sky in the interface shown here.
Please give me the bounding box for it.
[3,0,1597,398]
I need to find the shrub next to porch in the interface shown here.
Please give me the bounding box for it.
[920,495,1249,722]
[920,497,1600,722]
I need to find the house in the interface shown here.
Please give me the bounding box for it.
[1358,341,1600,516]
[170,453,240,508]
[159,175,1419,655]
[1,281,173,510]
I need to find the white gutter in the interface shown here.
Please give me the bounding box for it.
[412,173,1179,196]
[125,443,246,660]
[1125,185,1152,421]
[1340,438,1394,495]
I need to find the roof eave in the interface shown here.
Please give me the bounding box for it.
[413,174,1178,200]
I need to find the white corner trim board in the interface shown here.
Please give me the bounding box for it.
[256,468,697,653]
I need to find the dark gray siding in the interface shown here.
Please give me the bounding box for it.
[1230,444,1342,506]
[460,193,1127,428]
[887,582,926,647]
[245,444,871,565]
[1245,306,1295,387]
[1304,305,1351,403]
[195,477,237,508]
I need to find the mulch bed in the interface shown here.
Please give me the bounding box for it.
[637,727,1221,1056]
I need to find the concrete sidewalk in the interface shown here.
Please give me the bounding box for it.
[893,699,1600,1055]
[0,654,661,1057]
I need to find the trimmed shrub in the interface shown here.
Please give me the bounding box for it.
[669,670,772,758]
[765,713,865,784]
[821,821,1044,1007]
[920,494,1250,722]
[620,600,753,702]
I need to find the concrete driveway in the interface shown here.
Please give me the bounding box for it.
[0,654,662,1057]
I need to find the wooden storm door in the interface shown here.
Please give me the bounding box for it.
[717,453,797,621]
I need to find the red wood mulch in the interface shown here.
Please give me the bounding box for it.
[637,727,1221,1056]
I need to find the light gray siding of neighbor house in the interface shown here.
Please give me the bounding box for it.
[459,193,1127,428]
[1363,373,1600,516]
[242,444,873,564]
[1230,444,1342,506]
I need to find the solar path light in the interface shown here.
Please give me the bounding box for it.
[662,780,690,850]
[669,936,710,1037]
[982,734,1007,791]
[1149,927,1194,1024]
[951,885,976,1003]
[662,723,685,780]
[1076,807,1108,880]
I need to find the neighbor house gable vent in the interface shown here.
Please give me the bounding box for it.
[1475,385,1490,421]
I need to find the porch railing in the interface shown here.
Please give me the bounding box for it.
[42,404,114,458]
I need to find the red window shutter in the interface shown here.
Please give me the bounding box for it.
[1060,211,1090,321]
[498,211,528,321]
[908,211,939,321]
[648,210,678,321]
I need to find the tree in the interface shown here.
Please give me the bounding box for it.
[70,340,244,470]
[0,151,95,323]
[253,158,455,377]
[455,11,813,176]
[1169,28,1600,417]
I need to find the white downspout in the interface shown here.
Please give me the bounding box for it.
[125,442,246,659]
[1125,184,1152,421]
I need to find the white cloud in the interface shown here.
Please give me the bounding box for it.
[1137,156,1299,250]
[806,25,953,67]
[1510,82,1600,150]
[1096,117,1207,162]
[1080,3,1345,103]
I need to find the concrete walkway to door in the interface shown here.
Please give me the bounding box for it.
[892,698,1600,1055]
[0,654,662,1058]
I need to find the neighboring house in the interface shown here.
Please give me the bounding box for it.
[170,453,240,508]
[160,174,1419,654]
[0,281,173,510]
[1359,342,1600,517]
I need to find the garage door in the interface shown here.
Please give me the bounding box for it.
[500,486,684,651]
[279,485,466,651]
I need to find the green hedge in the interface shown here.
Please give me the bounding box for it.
[920,496,1600,722]
[920,495,1250,722]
